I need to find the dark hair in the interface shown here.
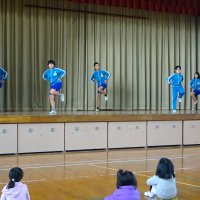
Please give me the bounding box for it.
[47,60,56,66]
[174,66,181,70]
[116,169,137,189]
[194,72,200,79]
[7,167,24,189]
[156,158,175,180]
[94,62,99,67]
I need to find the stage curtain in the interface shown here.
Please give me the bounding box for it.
[69,0,200,16]
[0,0,199,111]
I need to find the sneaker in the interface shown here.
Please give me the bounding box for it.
[49,110,57,115]
[60,94,65,102]
[192,107,196,112]
[193,100,198,105]
[178,98,182,103]
[95,108,99,112]
[144,191,155,198]
[172,110,176,113]
[104,95,108,101]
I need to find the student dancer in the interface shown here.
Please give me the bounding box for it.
[104,169,140,200]
[0,67,8,88]
[90,62,111,112]
[42,60,66,115]
[190,72,200,111]
[144,157,177,199]
[0,167,30,200]
[167,66,185,113]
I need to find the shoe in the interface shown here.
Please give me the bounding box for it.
[60,94,65,102]
[172,110,176,113]
[49,110,57,115]
[193,100,198,105]
[95,108,99,112]
[104,95,108,101]
[178,98,182,103]
[144,191,155,198]
[192,108,196,112]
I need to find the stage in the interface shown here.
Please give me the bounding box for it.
[0,110,200,154]
[0,110,200,123]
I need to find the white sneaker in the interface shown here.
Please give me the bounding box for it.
[60,94,65,102]
[49,110,56,115]
[193,100,198,105]
[178,98,182,103]
[172,110,176,113]
[144,191,155,198]
[95,108,99,112]
[192,108,196,112]
[104,95,108,101]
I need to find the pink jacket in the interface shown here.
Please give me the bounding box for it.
[1,182,30,200]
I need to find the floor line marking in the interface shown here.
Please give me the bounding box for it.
[0,155,200,171]
[0,179,46,185]
[0,152,200,169]
[86,163,200,189]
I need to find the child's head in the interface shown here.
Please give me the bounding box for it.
[7,167,24,189]
[116,169,137,189]
[156,157,175,180]
[94,62,100,71]
[174,66,181,74]
[194,72,200,79]
[47,60,56,69]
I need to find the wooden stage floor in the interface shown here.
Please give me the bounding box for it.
[0,147,200,200]
[0,110,200,123]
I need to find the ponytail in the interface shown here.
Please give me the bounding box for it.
[7,179,15,189]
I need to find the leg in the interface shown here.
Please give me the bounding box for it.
[98,86,105,95]
[96,93,101,111]
[190,91,197,104]
[50,82,64,102]
[144,185,156,198]
[172,87,178,111]
[50,88,61,97]
[98,84,108,102]
[49,94,55,110]
[178,85,185,99]
[49,89,57,111]
[151,185,157,195]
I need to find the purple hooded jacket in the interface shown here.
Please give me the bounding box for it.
[104,186,140,200]
[0,182,30,200]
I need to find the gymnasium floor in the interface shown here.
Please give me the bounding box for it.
[0,146,200,200]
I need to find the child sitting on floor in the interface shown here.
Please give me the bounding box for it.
[144,157,177,199]
[0,167,30,200]
[104,169,140,200]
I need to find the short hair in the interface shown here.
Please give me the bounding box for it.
[7,167,24,189]
[174,66,181,70]
[47,60,56,66]
[156,157,175,180]
[116,169,137,189]
[94,62,99,67]
[194,72,200,79]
